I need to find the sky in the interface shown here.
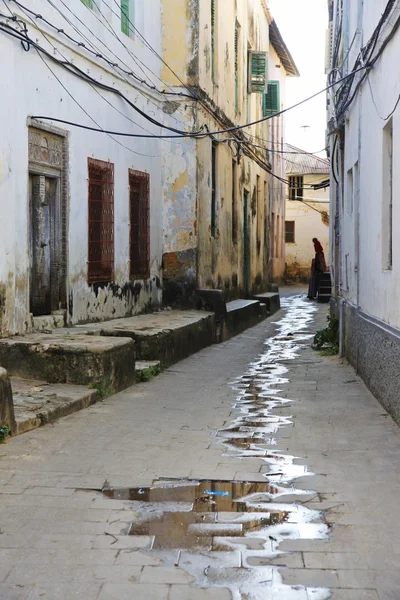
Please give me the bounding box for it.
[269,0,328,154]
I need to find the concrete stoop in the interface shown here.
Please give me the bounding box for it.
[0,368,15,434]
[251,292,281,315]
[0,333,136,393]
[73,310,216,366]
[224,299,267,340]
[0,297,279,436]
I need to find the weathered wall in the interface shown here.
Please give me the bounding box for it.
[285,174,330,280]
[334,299,400,426]
[0,368,15,433]
[0,0,168,335]
[161,0,273,301]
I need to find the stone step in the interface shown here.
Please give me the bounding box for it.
[72,310,215,367]
[0,333,136,394]
[224,299,267,340]
[317,294,331,304]
[319,286,332,294]
[11,378,100,435]
[31,312,66,333]
[251,292,281,315]
[135,360,162,382]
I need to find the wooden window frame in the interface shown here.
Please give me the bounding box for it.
[263,81,280,116]
[121,0,131,36]
[211,141,217,238]
[232,159,238,243]
[88,158,115,285]
[285,220,295,244]
[129,169,150,280]
[288,175,304,201]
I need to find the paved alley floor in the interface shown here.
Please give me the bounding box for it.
[0,294,400,600]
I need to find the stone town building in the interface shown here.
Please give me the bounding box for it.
[284,145,330,282]
[161,0,298,302]
[327,0,400,420]
[0,0,171,336]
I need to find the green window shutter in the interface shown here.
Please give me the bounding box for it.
[263,80,280,116]
[81,0,93,8]
[121,0,130,36]
[234,25,239,111]
[248,51,268,93]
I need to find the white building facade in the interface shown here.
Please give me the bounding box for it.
[327,0,400,421]
[0,0,172,336]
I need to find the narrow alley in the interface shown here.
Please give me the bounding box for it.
[0,294,399,600]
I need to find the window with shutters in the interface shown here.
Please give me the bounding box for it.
[81,0,93,8]
[211,0,216,81]
[234,23,240,112]
[211,141,217,237]
[263,81,280,116]
[88,159,114,285]
[248,51,268,93]
[288,176,304,201]
[121,0,132,35]
[232,160,238,243]
[129,169,150,280]
[285,221,295,244]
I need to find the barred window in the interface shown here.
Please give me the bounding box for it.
[88,158,114,285]
[285,220,295,243]
[288,176,304,201]
[129,170,150,280]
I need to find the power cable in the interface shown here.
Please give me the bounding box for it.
[0,16,204,137]
[14,2,183,146]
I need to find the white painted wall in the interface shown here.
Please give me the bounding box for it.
[329,0,400,328]
[0,0,177,334]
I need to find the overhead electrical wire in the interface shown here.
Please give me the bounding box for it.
[6,0,334,153]
[13,2,185,147]
[9,0,195,132]
[0,16,205,138]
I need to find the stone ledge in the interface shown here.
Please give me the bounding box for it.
[252,292,281,315]
[72,310,216,366]
[0,333,136,393]
[224,300,267,340]
[0,367,16,433]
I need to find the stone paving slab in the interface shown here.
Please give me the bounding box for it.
[11,378,99,435]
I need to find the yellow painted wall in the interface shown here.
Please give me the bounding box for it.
[161,0,293,300]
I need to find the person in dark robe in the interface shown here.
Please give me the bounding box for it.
[307,259,318,299]
[307,238,327,299]
[313,238,327,273]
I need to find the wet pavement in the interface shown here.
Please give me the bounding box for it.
[0,292,400,599]
[100,297,330,599]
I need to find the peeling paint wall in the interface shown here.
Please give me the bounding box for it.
[161,0,274,302]
[0,0,164,336]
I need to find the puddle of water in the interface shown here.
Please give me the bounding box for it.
[102,296,331,599]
